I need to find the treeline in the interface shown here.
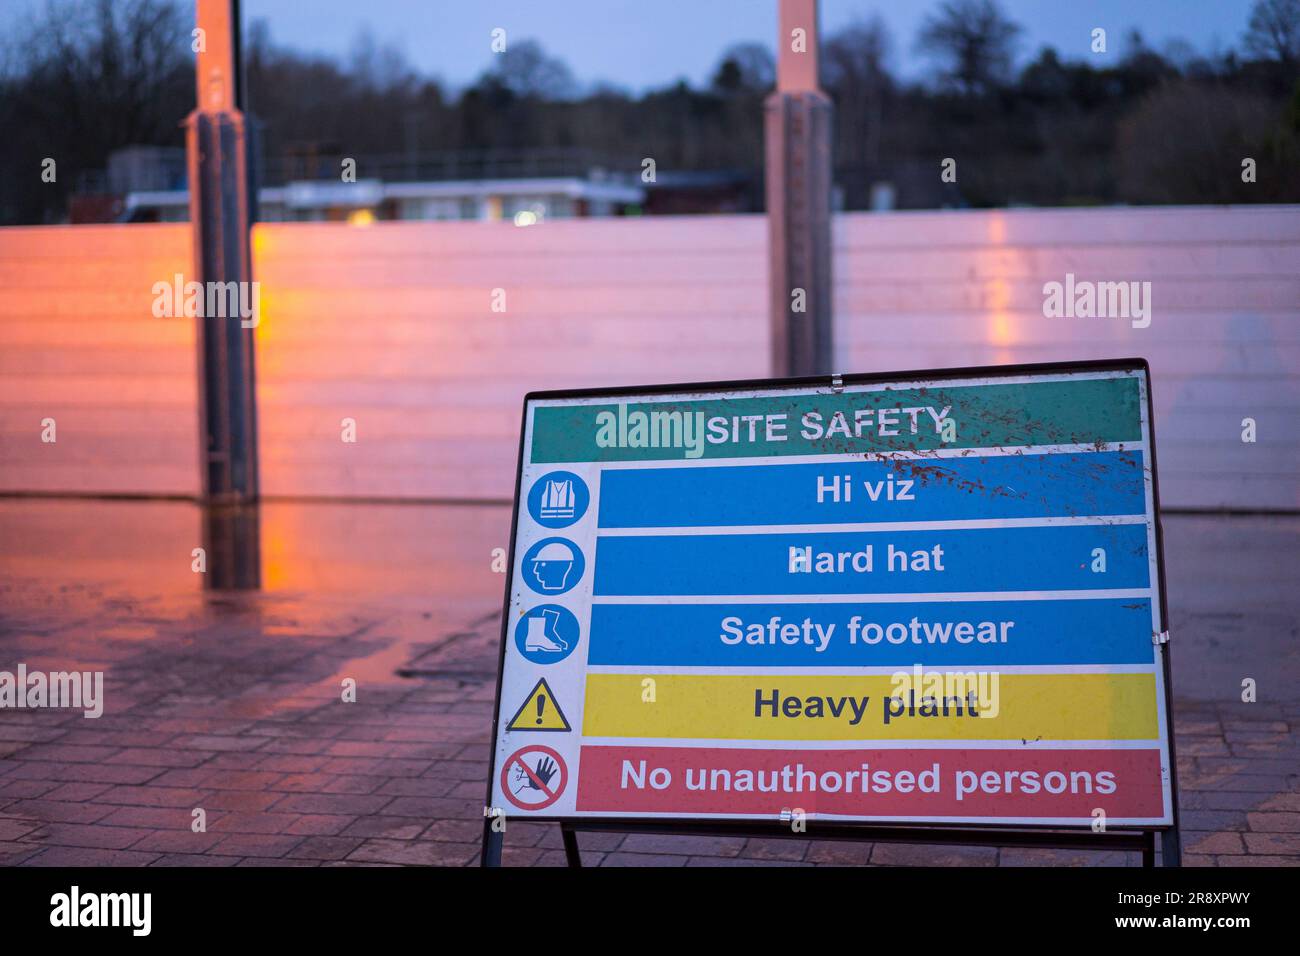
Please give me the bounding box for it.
[2,0,1297,224]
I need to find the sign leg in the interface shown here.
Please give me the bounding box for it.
[480,819,503,867]
[561,823,582,867]
[1160,827,1182,867]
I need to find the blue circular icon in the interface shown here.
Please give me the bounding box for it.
[520,537,585,596]
[527,471,589,529]
[514,605,580,664]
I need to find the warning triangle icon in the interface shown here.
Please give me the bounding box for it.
[506,677,572,733]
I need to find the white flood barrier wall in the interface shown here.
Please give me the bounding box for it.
[1,206,1295,509]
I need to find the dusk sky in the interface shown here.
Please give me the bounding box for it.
[3,0,1259,91]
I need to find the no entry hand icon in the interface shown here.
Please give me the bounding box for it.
[500,745,568,811]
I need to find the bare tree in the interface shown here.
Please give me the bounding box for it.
[916,0,1022,96]
[490,39,576,99]
[348,28,416,95]
[711,42,775,93]
[823,17,893,165]
[1243,0,1300,68]
[0,0,189,220]
[1118,81,1296,203]
[823,16,892,93]
[20,0,190,144]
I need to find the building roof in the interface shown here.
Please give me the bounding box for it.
[124,175,644,215]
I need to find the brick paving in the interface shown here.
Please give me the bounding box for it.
[0,501,1296,867]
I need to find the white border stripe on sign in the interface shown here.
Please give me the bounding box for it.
[584,663,1162,677]
[577,736,1166,751]
[591,588,1152,604]
[597,514,1148,535]
[578,441,1146,470]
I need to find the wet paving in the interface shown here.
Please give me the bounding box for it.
[0,499,1296,866]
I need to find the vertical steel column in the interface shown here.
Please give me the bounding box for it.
[765,0,834,378]
[188,0,260,588]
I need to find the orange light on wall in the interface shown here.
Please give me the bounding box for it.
[251,222,271,257]
[347,208,376,227]
[988,278,1015,347]
[984,213,1018,362]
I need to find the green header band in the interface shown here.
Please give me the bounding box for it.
[530,375,1142,463]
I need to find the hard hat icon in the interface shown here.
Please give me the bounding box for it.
[523,538,582,594]
[535,542,572,562]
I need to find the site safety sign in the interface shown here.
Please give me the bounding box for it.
[487,362,1175,827]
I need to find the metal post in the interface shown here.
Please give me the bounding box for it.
[561,823,583,867]
[188,0,260,588]
[766,0,833,378]
[1161,826,1182,867]
[480,818,503,867]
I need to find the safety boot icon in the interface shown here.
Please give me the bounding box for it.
[524,609,568,653]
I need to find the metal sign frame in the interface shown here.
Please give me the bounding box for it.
[481,357,1182,867]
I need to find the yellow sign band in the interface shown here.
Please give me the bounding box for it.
[583,672,1159,741]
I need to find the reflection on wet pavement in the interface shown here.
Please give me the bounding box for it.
[0,500,1297,866]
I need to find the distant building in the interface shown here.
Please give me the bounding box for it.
[121,175,645,224]
[74,146,768,223]
[642,170,757,215]
[108,145,187,193]
[81,146,643,224]
[69,145,186,223]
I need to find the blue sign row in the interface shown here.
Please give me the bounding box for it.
[592,524,1150,596]
[597,452,1145,528]
[586,598,1155,667]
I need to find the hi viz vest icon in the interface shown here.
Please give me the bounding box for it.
[526,471,589,529]
[539,479,575,520]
